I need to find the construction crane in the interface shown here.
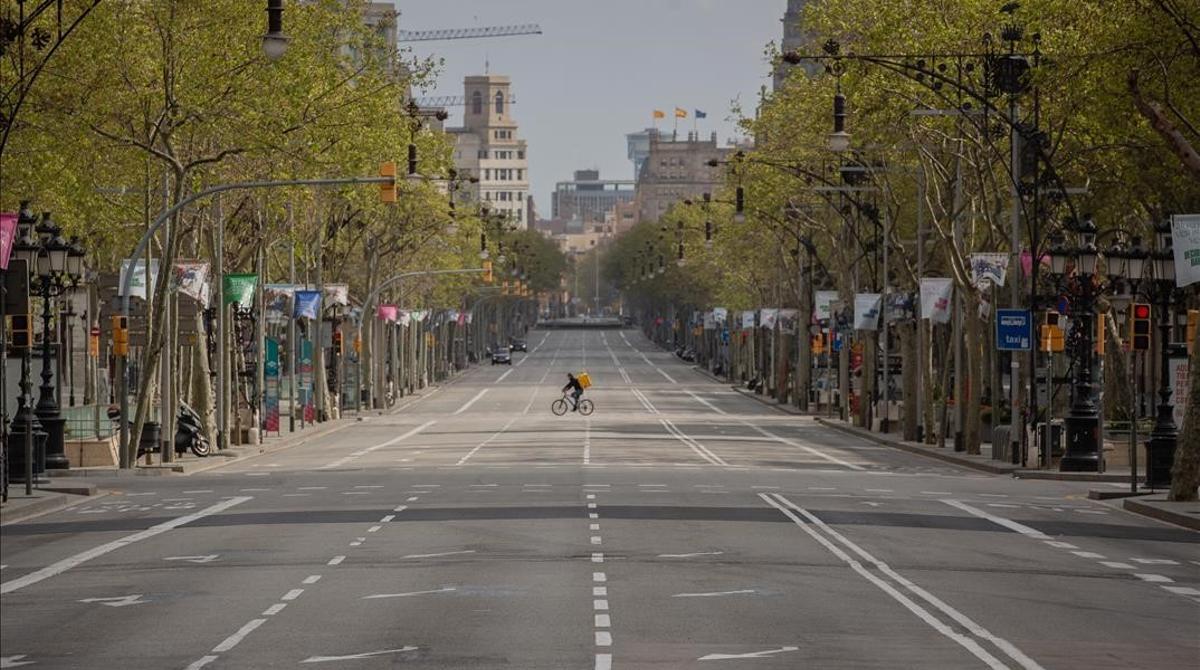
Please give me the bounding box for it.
[413,95,518,108]
[398,24,542,42]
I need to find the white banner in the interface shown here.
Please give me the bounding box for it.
[920,278,954,324]
[1169,357,1190,427]
[778,309,799,332]
[703,311,716,330]
[172,261,211,307]
[713,307,728,326]
[854,293,882,331]
[1171,214,1200,287]
[119,259,160,299]
[814,291,839,322]
[970,253,1009,288]
[742,310,756,329]
[759,308,779,330]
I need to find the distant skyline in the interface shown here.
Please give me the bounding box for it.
[397,0,787,216]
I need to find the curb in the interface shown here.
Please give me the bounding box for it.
[1,490,106,525]
[1122,497,1200,531]
[1015,470,1146,483]
[814,417,1019,475]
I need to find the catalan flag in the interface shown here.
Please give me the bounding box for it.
[653,109,665,119]
[675,107,688,118]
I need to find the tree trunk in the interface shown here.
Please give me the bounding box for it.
[900,320,918,441]
[191,309,215,446]
[1168,320,1200,501]
[964,291,984,454]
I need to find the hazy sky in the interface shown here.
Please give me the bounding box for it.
[397,0,787,215]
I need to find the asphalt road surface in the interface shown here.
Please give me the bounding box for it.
[2,328,1198,669]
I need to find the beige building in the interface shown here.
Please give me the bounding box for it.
[634,130,732,223]
[447,74,530,228]
[774,0,816,90]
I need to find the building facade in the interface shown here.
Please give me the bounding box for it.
[773,0,814,90]
[634,130,732,223]
[447,74,530,228]
[551,169,636,224]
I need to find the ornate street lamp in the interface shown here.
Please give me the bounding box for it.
[1052,218,1102,472]
[31,212,84,470]
[262,0,289,61]
[1145,221,1178,487]
[5,203,47,487]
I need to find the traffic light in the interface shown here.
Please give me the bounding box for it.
[1130,303,1151,351]
[10,312,31,349]
[332,330,344,356]
[1188,310,1198,355]
[811,333,824,355]
[111,315,129,356]
[482,259,493,284]
[379,161,397,203]
[407,143,418,176]
[1040,310,1064,353]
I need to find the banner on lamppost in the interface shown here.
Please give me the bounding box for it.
[1171,214,1200,287]
[294,290,321,320]
[264,284,295,321]
[970,253,1009,287]
[703,311,716,330]
[377,304,398,322]
[324,283,350,306]
[119,259,160,299]
[0,213,17,270]
[398,310,412,326]
[264,337,280,433]
[222,273,257,307]
[713,307,728,325]
[741,310,756,329]
[885,291,915,322]
[457,311,467,327]
[854,293,882,330]
[173,261,211,307]
[920,278,954,323]
[814,291,839,322]
[759,308,779,330]
[778,309,799,332]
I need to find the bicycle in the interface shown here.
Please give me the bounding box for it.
[551,393,594,416]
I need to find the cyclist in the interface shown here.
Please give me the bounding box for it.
[562,373,584,412]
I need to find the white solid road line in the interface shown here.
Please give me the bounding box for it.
[658,551,724,558]
[686,390,727,415]
[744,422,865,471]
[400,550,476,560]
[453,388,490,415]
[497,368,514,382]
[1,496,251,595]
[457,416,519,466]
[763,493,1045,670]
[699,646,799,661]
[661,418,729,466]
[942,499,1050,539]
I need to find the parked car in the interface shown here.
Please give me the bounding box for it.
[491,344,512,365]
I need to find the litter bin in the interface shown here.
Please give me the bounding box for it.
[992,426,1011,461]
[139,422,161,456]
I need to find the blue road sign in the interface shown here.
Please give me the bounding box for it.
[996,309,1032,351]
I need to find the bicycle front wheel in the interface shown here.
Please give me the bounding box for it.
[578,399,594,416]
[551,398,569,416]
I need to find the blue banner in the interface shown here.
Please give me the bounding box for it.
[294,290,322,320]
[996,309,1032,351]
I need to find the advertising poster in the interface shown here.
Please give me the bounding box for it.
[223,273,257,307]
[264,337,280,432]
[920,278,954,323]
[854,293,882,330]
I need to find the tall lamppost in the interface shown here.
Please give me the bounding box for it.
[23,213,85,470]
[1145,221,1178,487]
[7,204,47,488]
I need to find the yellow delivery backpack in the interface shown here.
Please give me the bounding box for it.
[577,372,592,389]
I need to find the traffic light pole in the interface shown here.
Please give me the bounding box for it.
[117,175,396,466]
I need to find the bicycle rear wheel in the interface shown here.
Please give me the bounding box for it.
[578,399,594,416]
[551,398,568,416]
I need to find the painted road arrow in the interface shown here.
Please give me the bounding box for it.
[164,555,220,564]
[78,594,147,607]
[699,646,799,661]
[301,648,419,663]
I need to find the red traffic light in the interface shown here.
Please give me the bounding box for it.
[1133,304,1150,319]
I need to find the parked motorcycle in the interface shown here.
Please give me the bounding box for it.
[107,403,211,458]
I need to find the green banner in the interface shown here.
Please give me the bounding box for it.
[223,273,258,307]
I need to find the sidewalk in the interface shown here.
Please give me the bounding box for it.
[1122,495,1200,531]
[1,487,104,525]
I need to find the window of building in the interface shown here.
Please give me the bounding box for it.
[472,91,482,115]
[517,169,523,180]
[495,91,504,115]
[478,149,487,159]
[484,169,491,181]
[517,192,524,201]
[518,150,525,159]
